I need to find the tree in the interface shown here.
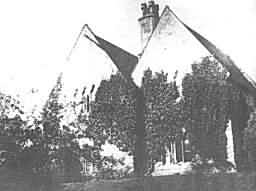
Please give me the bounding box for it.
[87,69,180,174]
[0,92,31,170]
[180,56,238,162]
[36,73,65,174]
[32,73,83,180]
[243,110,256,171]
[0,75,102,181]
[39,74,98,181]
[86,73,136,154]
[142,69,180,171]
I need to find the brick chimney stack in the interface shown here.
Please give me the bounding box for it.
[138,1,160,48]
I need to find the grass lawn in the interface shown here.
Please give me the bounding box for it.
[1,167,256,191]
[60,173,256,191]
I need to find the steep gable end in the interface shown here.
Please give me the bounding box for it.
[133,6,256,97]
[133,6,210,87]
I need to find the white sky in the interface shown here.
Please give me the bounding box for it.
[0,0,256,110]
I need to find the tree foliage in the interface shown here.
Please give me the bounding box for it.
[180,56,240,161]
[86,73,136,154]
[142,69,180,167]
[0,74,96,181]
[1,55,253,180]
[87,69,180,171]
[244,109,256,171]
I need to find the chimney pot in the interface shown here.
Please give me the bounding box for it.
[141,3,148,16]
[148,0,154,7]
[141,3,147,9]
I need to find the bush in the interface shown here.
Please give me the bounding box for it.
[244,111,256,171]
[95,156,133,180]
[191,154,235,174]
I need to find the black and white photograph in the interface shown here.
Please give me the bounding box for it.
[0,0,256,190]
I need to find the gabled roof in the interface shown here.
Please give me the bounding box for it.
[133,6,256,97]
[83,24,138,80]
[178,10,256,96]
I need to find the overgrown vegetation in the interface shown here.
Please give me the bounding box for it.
[0,74,101,183]
[87,70,180,173]
[0,56,256,191]
[180,56,240,162]
[244,110,256,171]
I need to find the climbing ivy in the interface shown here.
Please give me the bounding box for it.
[87,69,180,171]
[180,56,240,162]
